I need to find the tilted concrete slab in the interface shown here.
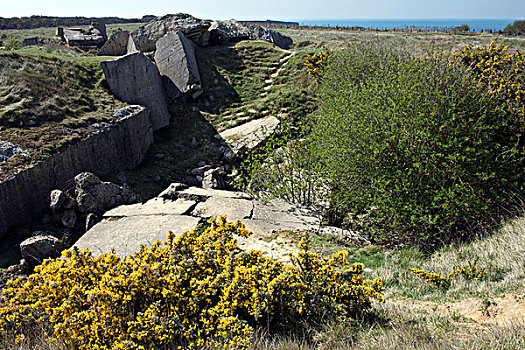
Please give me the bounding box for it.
[219,116,280,154]
[103,198,196,217]
[73,215,200,257]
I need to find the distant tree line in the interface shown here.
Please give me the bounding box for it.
[0,15,156,30]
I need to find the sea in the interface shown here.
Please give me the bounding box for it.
[294,19,520,32]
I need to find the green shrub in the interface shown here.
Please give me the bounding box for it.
[504,20,525,35]
[308,42,524,246]
[2,36,23,50]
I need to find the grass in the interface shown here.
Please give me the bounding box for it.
[281,26,525,53]
[196,41,315,132]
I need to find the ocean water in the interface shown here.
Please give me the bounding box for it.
[295,19,519,32]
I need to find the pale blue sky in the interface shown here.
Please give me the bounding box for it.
[1,0,524,20]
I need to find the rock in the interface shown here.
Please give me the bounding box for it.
[154,31,202,100]
[196,175,203,182]
[85,213,99,231]
[202,167,226,189]
[130,13,211,52]
[101,52,171,131]
[76,192,98,214]
[20,235,63,266]
[0,141,29,163]
[75,172,101,190]
[49,189,67,213]
[75,172,134,214]
[208,19,251,44]
[98,29,130,56]
[61,210,77,229]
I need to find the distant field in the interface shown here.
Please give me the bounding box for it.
[0,22,143,40]
[281,26,525,53]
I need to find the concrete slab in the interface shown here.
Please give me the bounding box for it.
[177,187,251,200]
[103,198,196,217]
[73,215,200,257]
[191,197,253,220]
[219,116,280,154]
[252,199,321,226]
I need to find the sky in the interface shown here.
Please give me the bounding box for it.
[1,0,524,20]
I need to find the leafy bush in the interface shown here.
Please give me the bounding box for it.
[308,42,524,245]
[0,216,384,349]
[504,20,525,35]
[2,36,23,50]
[454,41,525,142]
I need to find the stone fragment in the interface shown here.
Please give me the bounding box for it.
[101,52,171,131]
[20,235,63,266]
[154,31,202,100]
[49,189,67,213]
[202,167,226,189]
[98,29,129,56]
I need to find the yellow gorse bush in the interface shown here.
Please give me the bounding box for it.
[454,41,525,135]
[304,46,332,77]
[0,215,384,349]
[410,259,487,290]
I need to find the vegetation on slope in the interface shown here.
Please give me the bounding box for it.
[0,49,123,180]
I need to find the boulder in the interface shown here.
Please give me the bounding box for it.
[130,13,211,52]
[49,189,67,213]
[154,32,202,100]
[98,29,130,56]
[20,235,63,266]
[101,52,171,130]
[74,172,134,214]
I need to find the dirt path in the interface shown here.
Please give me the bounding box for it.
[395,291,525,327]
[262,52,295,92]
